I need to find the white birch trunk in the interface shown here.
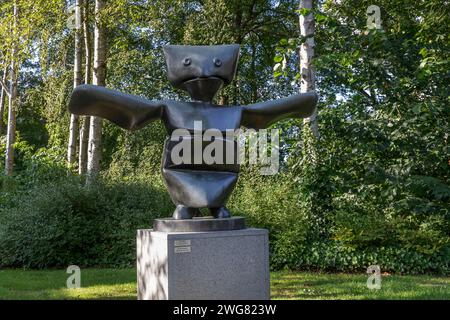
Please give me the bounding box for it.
[5,2,18,176]
[87,0,106,181]
[299,0,318,138]
[0,66,7,134]
[68,0,83,166]
[79,0,92,175]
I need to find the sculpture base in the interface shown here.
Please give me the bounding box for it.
[137,228,270,300]
[153,216,246,232]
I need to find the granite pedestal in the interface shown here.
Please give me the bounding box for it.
[137,228,270,300]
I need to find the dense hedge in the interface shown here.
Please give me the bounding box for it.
[0,166,448,274]
[0,176,173,269]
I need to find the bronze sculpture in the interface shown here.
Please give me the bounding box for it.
[69,45,318,224]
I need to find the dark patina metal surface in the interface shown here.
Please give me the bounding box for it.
[153,216,246,232]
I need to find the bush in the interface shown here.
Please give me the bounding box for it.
[271,241,449,275]
[0,176,173,268]
[230,170,449,275]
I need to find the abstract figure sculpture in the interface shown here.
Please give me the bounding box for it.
[69,45,318,224]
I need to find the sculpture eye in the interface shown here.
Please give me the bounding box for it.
[183,58,191,66]
[213,58,222,67]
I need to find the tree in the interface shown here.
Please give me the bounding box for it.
[299,0,318,137]
[296,1,334,240]
[87,0,107,182]
[1,0,64,176]
[68,0,84,166]
[182,0,299,105]
[79,0,92,175]
[4,0,18,176]
[0,65,7,134]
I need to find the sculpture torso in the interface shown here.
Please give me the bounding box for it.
[161,100,242,132]
[160,100,241,208]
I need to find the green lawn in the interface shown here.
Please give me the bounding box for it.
[0,269,448,300]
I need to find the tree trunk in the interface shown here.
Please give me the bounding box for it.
[68,0,84,166]
[5,2,18,176]
[299,0,318,137]
[250,41,257,103]
[79,0,91,175]
[87,0,106,182]
[0,66,7,135]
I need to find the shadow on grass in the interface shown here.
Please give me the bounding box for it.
[0,269,137,300]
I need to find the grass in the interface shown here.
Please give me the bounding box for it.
[0,268,448,300]
[271,271,449,300]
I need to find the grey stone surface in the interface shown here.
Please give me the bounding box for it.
[137,228,270,300]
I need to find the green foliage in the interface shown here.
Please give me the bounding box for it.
[269,0,449,274]
[272,241,449,275]
[0,175,172,269]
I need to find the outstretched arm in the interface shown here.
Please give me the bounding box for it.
[68,84,165,131]
[241,91,318,129]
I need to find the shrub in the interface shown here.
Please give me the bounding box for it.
[0,176,173,268]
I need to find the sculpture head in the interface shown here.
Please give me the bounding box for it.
[163,44,240,103]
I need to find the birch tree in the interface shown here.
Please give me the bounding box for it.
[299,0,318,138]
[67,0,84,166]
[79,0,91,175]
[87,0,106,182]
[0,65,7,135]
[5,0,18,176]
